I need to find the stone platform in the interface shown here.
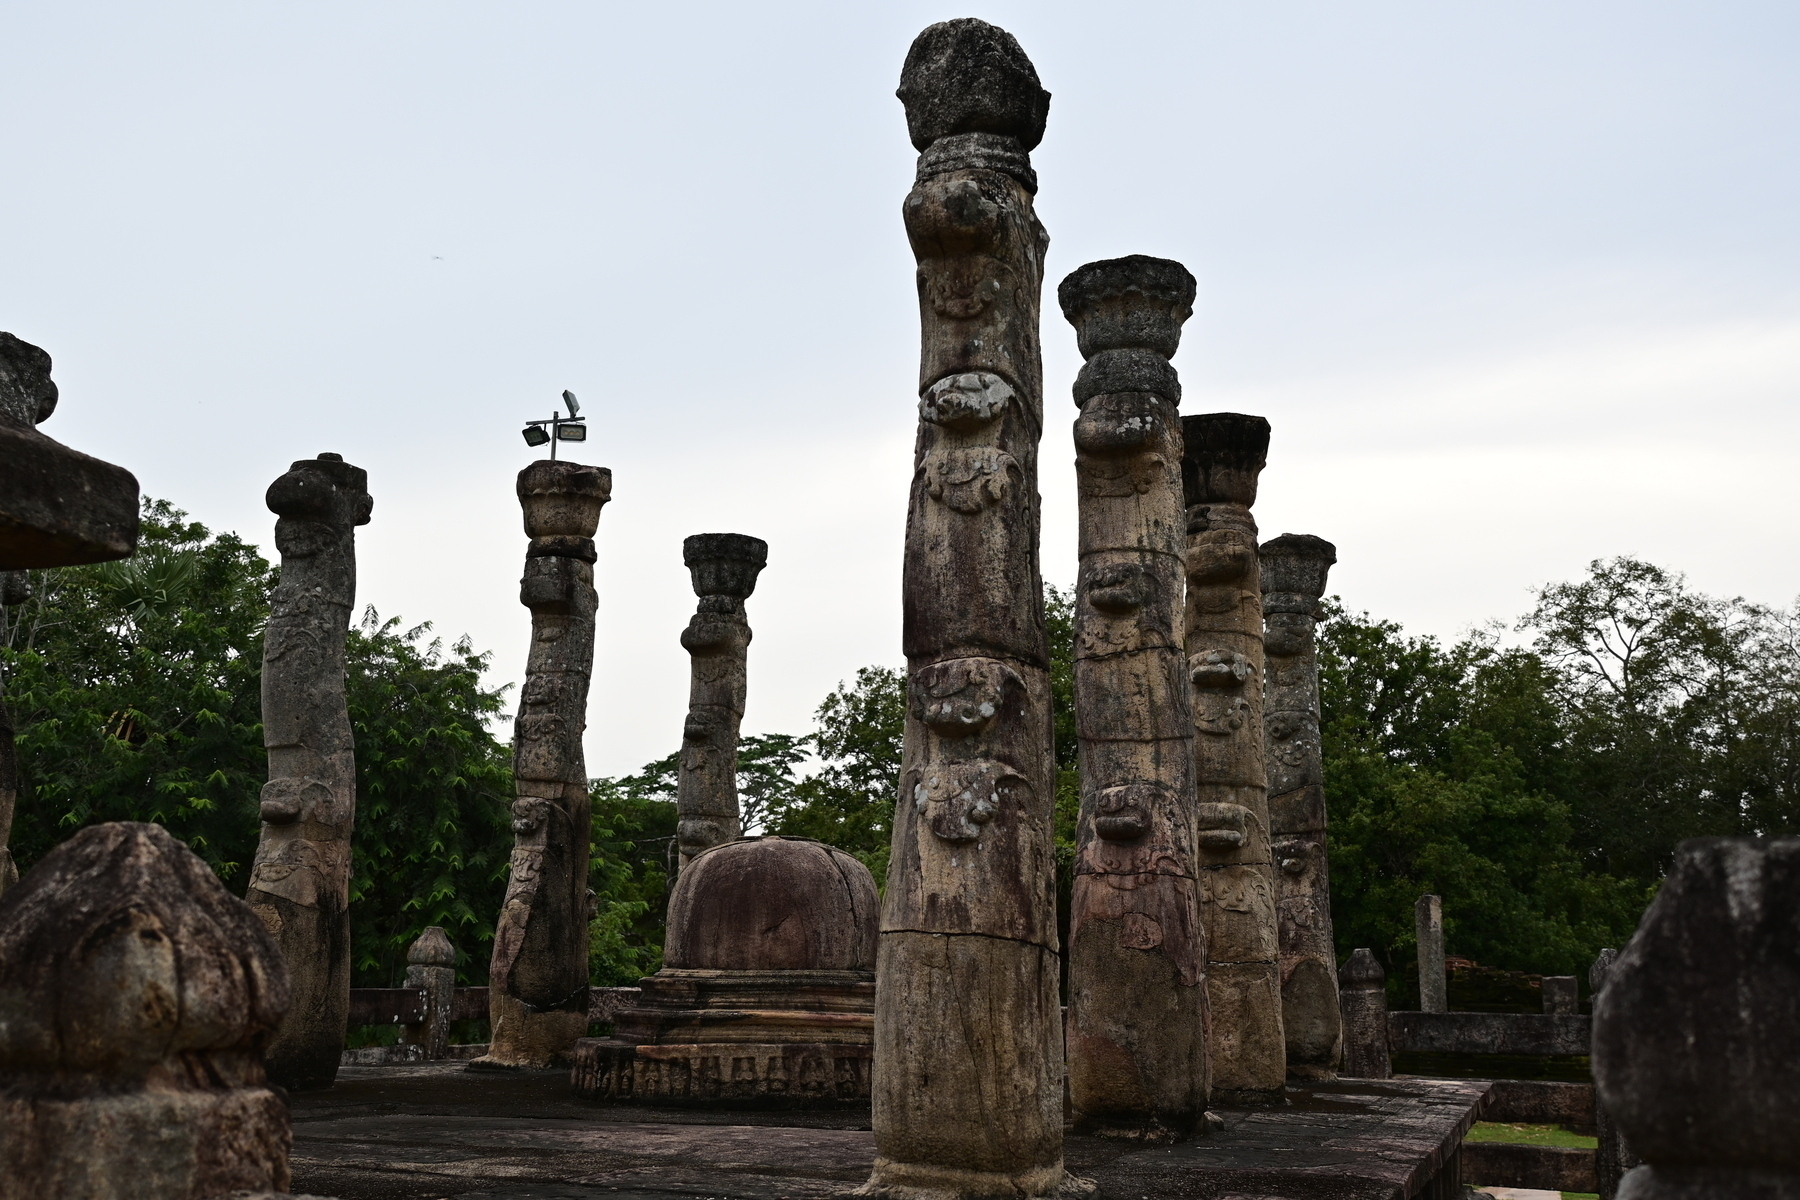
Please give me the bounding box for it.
[289,1064,1487,1199]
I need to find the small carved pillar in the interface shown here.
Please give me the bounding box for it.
[1541,975,1578,1015]
[1181,412,1285,1104]
[0,570,24,896]
[1060,256,1208,1138]
[1337,947,1391,1080]
[675,533,768,868]
[398,926,456,1060]
[865,19,1089,1200]
[0,822,293,1197]
[1261,533,1340,1080]
[1415,893,1447,1013]
[1593,838,1800,1200]
[1589,948,1640,1200]
[247,452,372,1091]
[476,459,610,1070]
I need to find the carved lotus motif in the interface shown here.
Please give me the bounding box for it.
[925,445,1019,513]
[1190,649,1253,689]
[925,262,1007,319]
[912,758,1020,843]
[1086,561,1153,615]
[258,776,333,826]
[920,371,1014,430]
[1091,781,1167,842]
[510,797,552,835]
[1073,393,1164,457]
[1275,836,1319,876]
[1194,801,1250,849]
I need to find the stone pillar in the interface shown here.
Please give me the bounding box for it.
[1415,894,1447,1013]
[1337,948,1391,1080]
[1589,948,1639,1200]
[1261,533,1340,1080]
[398,926,456,1060]
[0,571,24,896]
[0,822,293,1197]
[1541,975,1578,1015]
[246,452,372,1091]
[476,460,611,1069]
[0,332,138,570]
[1059,256,1208,1139]
[1181,412,1285,1105]
[1593,838,1800,1200]
[674,533,768,868]
[863,19,1089,1200]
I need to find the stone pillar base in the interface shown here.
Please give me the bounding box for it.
[468,992,589,1070]
[0,1086,289,1198]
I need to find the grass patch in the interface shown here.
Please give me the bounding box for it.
[1465,1121,1598,1150]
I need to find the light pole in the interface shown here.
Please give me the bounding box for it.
[521,390,587,459]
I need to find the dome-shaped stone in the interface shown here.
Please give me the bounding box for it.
[664,837,877,971]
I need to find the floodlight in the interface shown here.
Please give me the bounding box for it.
[522,425,550,447]
[556,423,587,442]
[562,389,581,417]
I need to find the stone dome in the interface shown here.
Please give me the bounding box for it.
[663,837,878,971]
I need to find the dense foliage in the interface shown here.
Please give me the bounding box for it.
[0,501,515,986]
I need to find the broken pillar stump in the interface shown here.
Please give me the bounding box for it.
[1338,947,1391,1080]
[0,821,294,1198]
[1415,893,1447,1013]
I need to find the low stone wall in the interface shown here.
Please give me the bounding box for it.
[571,1040,872,1107]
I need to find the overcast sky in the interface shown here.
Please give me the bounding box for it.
[7,2,1798,776]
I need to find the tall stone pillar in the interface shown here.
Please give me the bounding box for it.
[1415,893,1447,1013]
[674,533,767,868]
[1261,533,1340,1080]
[862,19,1090,1200]
[1181,413,1286,1105]
[246,452,371,1091]
[0,570,24,896]
[475,459,611,1069]
[1060,256,1209,1138]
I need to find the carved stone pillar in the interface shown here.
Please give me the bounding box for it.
[1337,947,1391,1080]
[675,533,767,868]
[1261,532,1339,1080]
[475,460,610,1069]
[1589,948,1640,1200]
[1060,256,1208,1138]
[398,926,456,1060]
[0,822,294,1196]
[1593,837,1800,1199]
[246,452,371,1091]
[0,571,23,896]
[1415,893,1447,1013]
[1181,413,1286,1104]
[863,19,1090,1200]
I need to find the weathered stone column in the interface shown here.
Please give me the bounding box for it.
[1593,837,1800,1199]
[1337,948,1391,1080]
[1415,893,1447,1013]
[398,926,456,1060]
[675,533,767,868]
[1589,948,1640,1200]
[863,19,1089,1200]
[0,571,24,896]
[1261,533,1340,1080]
[1181,413,1285,1104]
[1060,256,1208,1139]
[475,459,610,1069]
[0,822,294,1197]
[246,452,371,1091]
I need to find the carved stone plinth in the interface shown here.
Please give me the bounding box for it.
[0,333,138,570]
[1060,256,1209,1139]
[1182,413,1285,1104]
[1594,838,1800,1200]
[1261,532,1339,1079]
[863,19,1093,1200]
[572,837,878,1107]
[0,822,294,1198]
[247,453,372,1091]
[1337,947,1391,1080]
[475,460,610,1070]
[675,533,767,867]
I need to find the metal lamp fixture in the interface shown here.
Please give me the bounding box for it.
[521,390,587,458]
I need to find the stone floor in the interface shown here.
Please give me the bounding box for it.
[290,1064,1488,1200]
